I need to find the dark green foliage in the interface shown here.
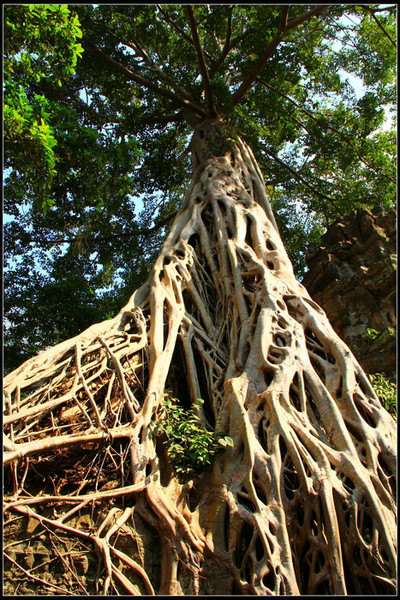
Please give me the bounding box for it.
[153,395,233,481]
[4,4,397,371]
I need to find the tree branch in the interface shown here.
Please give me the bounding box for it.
[131,112,184,127]
[61,91,182,130]
[136,113,184,127]
[209,6,234,75]
[261,80,396,183]
[279,5,290,33]
[62,79,183,129]
[83,40,207,118]
[185,5,217,117]
[230,5,333,108]
[156,4,214,63]
[265,148,342,212]
[116,33,199,104]
[34,211,178,248]
[61,81,106,126]
[230,34,283,108]
[362,6,396,47]
[285,5,333,32]
[359,4,396,11]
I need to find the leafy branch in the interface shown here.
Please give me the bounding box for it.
[209,6,234,76]
[264,148,342,213]
[230,5,333,108]
[261,81,395,183]
[156,4,214,64]
[35,211,178,248]
[84,40,207,118]
[185,5,217,117]
[360,5,396,47]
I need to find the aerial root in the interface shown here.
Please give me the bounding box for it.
[3,121,396,595]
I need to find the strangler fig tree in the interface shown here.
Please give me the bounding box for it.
[3,4,397,596]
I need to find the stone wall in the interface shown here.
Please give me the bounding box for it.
[302,206,396,381]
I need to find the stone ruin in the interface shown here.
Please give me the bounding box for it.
[302,206,396,382]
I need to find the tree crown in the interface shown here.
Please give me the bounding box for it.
[4,3,397,371]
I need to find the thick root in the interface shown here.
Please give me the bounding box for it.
[3,118,396,595]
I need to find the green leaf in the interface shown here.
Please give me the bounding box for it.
[75,43,84,55]
[366,327,379,340]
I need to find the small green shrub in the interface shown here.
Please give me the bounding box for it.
[369,373,397,419]
[153,394,233,480]
[366,327,380,340]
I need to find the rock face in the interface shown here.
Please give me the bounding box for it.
[302,206,396,381]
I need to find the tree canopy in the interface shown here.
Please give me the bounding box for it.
[3,3,397,373]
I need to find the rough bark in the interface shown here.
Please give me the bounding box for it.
[3,118,397,595]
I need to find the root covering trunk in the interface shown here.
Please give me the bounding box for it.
[3,119,396,595]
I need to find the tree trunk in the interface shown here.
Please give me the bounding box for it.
[3,118,396,596]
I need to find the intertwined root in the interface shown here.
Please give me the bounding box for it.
[3,120,397,595]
